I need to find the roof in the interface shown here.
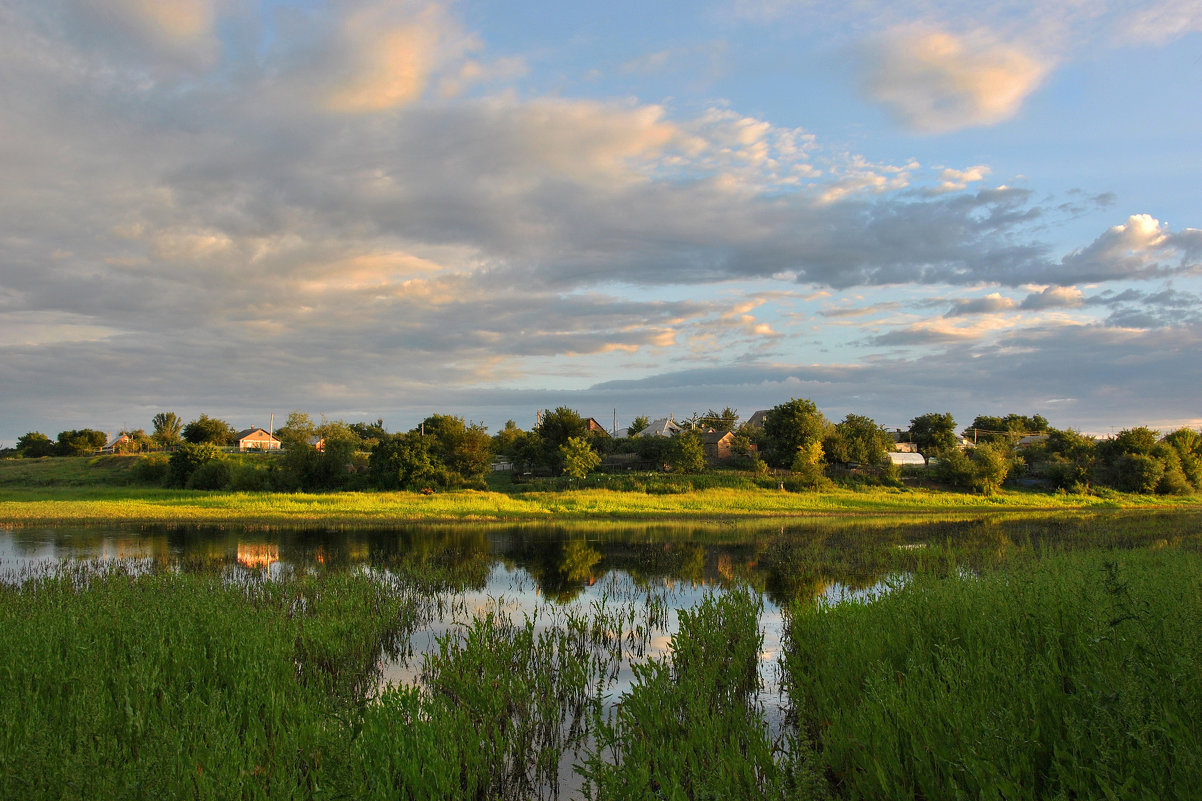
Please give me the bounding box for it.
[745,410,770,428]
[636,417,683,437]
[233,428,279,442]
[700,430,734,444]
[887,452,927,466]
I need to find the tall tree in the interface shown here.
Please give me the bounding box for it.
[151,412,183,448]
[368,432,436,490]
[274,411,317,448]
[182,415,235,446]
[824,414,893,466]
[536,407,589,473]
[16,432,56,458]
[700,407,740,431]
[908,412,958,459]
[418,414,492,481]
[762,398,830,469]
[627,416,651,437]
[56,429,107,456]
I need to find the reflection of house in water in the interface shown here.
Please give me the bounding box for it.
[237,543,279,570]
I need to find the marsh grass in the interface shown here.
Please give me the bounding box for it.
[784,549,1202,799]
[582,589,825,800]
[0,563,419,799]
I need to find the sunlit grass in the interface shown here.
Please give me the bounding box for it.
[2,484,1196,527]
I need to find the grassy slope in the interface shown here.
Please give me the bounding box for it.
[1,456,1199,526]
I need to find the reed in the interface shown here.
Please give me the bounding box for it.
[582,589,824,800]
[783,549,1202,799]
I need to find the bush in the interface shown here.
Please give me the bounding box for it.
[129,454,169,485]
[228,461,272,491]
[186,459,232,490]
[167,442,221,487]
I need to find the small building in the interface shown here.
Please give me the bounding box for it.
[744,410,771,429]
[100,434,131,454]
[701,431,735,461]
[887,452,927,467]
[234,428,281,451]
[584,418,610,436]
[1017,434,1050,448]
[635,417,683,438]
[308,435,326,452]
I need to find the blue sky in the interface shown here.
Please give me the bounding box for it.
[1,0,1200,443]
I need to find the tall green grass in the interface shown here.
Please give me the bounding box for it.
[0,564,419,799]
[784,549,1202,799]
[582,589,824,800]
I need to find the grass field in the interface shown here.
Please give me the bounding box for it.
[4,540,1201,800]
[3,455,1200,527]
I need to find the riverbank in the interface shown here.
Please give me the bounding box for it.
[2,484,1199,527]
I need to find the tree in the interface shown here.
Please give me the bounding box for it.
[1162,428,1202,489]
[151,412,183,448]
[627,416,651,437]
[1034,428,1097,491]
[700,407,740,432]
[274,411,316,448]
[56,429,107,456]
[908,412,958,459]
[16,432,56,458]
[761,398,830,469]
[369,432,437,490]
[182,414,234,445]
[349,419,388,450]
[536,407,590,473]
[824,414,892,466]
[666,432,706,473]
[418,414,492,482]
[962,414,1049,445]
[560,436,601,479]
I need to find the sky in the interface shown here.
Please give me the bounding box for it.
[2,0,1200,444]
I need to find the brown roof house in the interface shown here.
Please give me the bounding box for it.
[701,431,736,462]
[234,428,281,451]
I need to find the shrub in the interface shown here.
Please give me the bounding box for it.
[186,459,232,490]
[129,454,169,485]
[167,442,221,487]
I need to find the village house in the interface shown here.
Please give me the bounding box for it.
[234,428,281,451]
[701,430,735,461]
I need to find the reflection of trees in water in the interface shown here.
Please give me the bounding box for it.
[8,512,1199,602]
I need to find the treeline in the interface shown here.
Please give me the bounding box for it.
[6,403,1201,496]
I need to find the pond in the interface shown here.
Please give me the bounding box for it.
[3,510,1199,799]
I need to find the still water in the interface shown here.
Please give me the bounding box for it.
[4,512,1194,798]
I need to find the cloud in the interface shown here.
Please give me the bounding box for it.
[319,4,472,113]
[1020,286,1084,310]
[936,165,990,193]
[1051,214,1198,285]
[71,0,224,69]
[859,27,1050,132]
[944,292,1015,317]
[1117,0,1202,45]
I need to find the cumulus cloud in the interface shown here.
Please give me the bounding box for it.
[859,27,1049,133]
[1051,214,1196,285]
